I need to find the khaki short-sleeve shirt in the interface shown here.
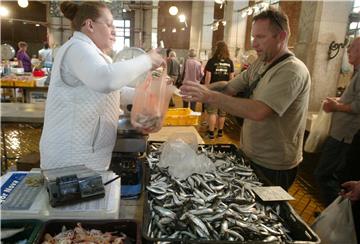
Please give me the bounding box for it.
[228,56,311,170]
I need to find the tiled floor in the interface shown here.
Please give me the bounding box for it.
[1,98,325,225]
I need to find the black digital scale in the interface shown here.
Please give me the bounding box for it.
[42,165,105,207]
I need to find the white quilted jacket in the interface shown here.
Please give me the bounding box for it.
[40,32,151,170]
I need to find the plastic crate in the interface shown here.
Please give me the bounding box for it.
[1,219,43,244]
[14,80,35,87]
[0,79,14,87]
[36,219,140,244]
[164,108,201,126]
[142,142,321,244]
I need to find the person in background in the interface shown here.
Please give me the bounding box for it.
[204,41,234,139]
[16,41,32,72]
[182,49,202,111]
[167,50,180,107]
[180,8,311,190]
[38,41,53,68]
[166,48,172,59]
[40,1,164,171]
[314,37,360,206]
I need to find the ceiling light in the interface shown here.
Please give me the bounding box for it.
[179,14,186,22]
[169,6,178,16]
[181,27,185,31]
[18,0,28,8]
[35,24,40,27]
[162,28,166,32]
[214,0,225,4]
[172,28,176,33]
[0,6,9,17]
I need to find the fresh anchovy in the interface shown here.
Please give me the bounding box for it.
[188,208,214,215]
[186,213,210,237]
[225,228,245,241]
[153,206,177,219]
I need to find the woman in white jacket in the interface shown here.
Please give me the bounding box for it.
[40,1,164,170]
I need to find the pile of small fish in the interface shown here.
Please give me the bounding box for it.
[42,223,127,244]
[145,143,293,242]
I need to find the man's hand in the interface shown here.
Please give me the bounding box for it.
[148,49,165,70]
[180,80,213,103]
[323,97,339,112]
[340,181,360,201]
[323,97,352,113]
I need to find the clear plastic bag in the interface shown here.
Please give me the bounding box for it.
[311,196,357,244]
[158,133,215,180]
[304,102,332,153]
[131,68,175,133]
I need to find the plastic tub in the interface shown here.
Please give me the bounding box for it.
[36,219,140,244]
[164,108,201,126]
[1,219,43,244]
[142,142,321,244]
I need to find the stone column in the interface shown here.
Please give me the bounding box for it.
[223,1,249,60]
[150,0,158,49]
[200,1,215,60]
[294,1,352,112]
[189,1,204,52]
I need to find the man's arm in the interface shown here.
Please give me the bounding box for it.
[180,80,273,121]
[210,91,273,121]
[323,97,352,113]
[205,71,211,86]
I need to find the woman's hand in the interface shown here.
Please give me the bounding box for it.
[148,49,165,70]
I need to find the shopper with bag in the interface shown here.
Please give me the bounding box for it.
[180,8,311,190]
[312,180,360,244]
[40,1,164,171]
[314,37,360,206]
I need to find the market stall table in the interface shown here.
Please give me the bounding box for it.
[1,104,205,223]
[1,103,45,172]
[149,125,205,144]
[1,102,45,123]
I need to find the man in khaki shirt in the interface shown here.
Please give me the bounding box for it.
[180,8,310,190]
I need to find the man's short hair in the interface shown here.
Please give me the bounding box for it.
[189,49,196,58]
[253,7,290,37]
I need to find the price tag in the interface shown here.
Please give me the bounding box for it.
[253,186,295,201]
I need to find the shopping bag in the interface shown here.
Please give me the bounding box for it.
[131,68,175,134]
[304,102,332,153]
[311,196,357,244]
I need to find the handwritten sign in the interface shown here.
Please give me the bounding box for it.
[253,186,295,201]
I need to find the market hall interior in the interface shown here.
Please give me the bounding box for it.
[1,0,359,232]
